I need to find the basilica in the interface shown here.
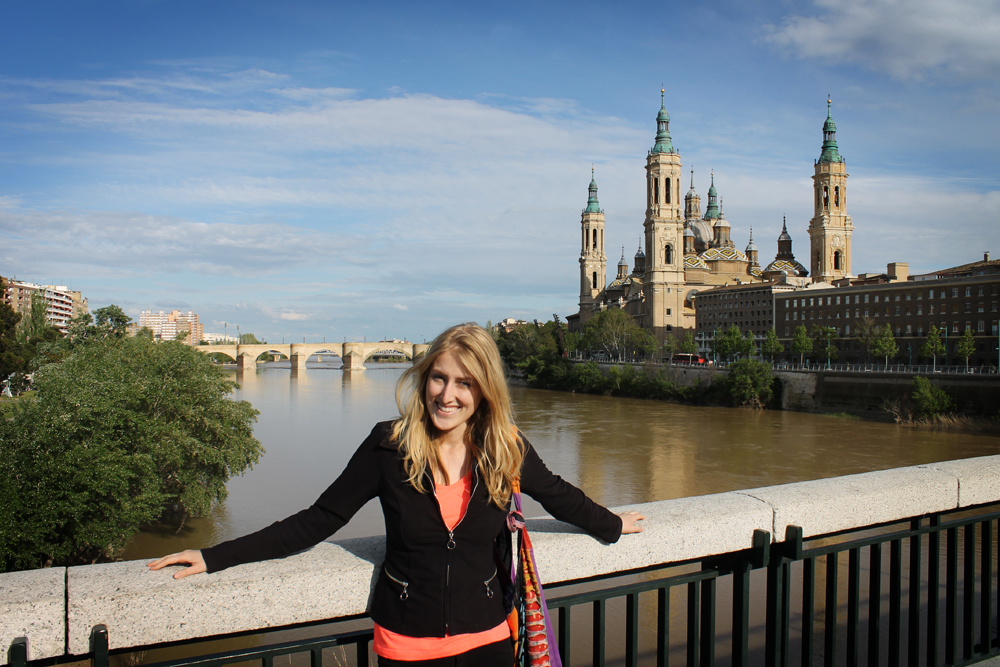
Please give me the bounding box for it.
[567,94,852,341]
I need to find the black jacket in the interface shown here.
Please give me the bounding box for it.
[202,421,622,637]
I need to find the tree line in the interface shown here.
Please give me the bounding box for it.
[0,285,261,572]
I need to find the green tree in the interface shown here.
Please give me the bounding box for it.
[919,325,946,371]
[791,325,812,365]
[760,329,784,362]
[240,332,262,344]
[737,330,756,359]
[713,324,745,362]
[679,331,698,355]
[660,333,677,363]
[11,292,62,389]
[871,324,899,370]
[956,328,976,370]
[810,325,838,369]
[0,295,25,388]
[581,309,656,361]
[0,335,262,571]
[726,358,775,409]
[854,316,880,366]
[910,376,954,418]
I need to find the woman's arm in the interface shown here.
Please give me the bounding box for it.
[519,436,642,543]
[148,423,391,576]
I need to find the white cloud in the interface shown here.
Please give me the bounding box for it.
[279,311,310,321]
[764,0,1000,80]
[393,304,408,311]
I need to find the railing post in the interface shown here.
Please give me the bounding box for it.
[90,625,109,667]
[7,638,27,667]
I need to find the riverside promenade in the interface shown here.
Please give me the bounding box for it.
[5,456,1000,666]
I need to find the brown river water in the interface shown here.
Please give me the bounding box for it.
[123,362,1000,560]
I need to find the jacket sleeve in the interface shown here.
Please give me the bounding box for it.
[201,422,391,573]
[518,434,623,544]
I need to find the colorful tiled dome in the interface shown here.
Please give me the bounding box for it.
[699,247,748,262]
[684,255,709,270]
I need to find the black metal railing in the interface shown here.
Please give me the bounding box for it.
[10,504,1000,667]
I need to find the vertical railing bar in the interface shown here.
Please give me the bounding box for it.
[780,557,792,667]
[262,655,273,667]
[687,580,700,667]
[90,626,109,667]
[964,523,976,661]
[946,526,958,665]
[309,647,319,667]
[9,638,27,667]
[928,517,941,666]
[824,551,838,667]
[701,577,716,667]
[908,520,922,667]
[889,538,902,667]
[846,549,860,667]
[869,542,883,666]
[594,599,606,667]
[355,638,368,667]
[559,605,572,666]
[732,562,750,667]
[982,520,993,658]
[803,557,816,667]
[626,592,639,667]
[658,587,670,667]
[766,559,782,667]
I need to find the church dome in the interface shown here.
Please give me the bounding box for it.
[684,255,709,270]
[763,258,808,277]
[700,247,748,262]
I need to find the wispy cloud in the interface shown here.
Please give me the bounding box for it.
[764,0,1000,81]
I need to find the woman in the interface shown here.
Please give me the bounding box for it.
[149,323,644,666]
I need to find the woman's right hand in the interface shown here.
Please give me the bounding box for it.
[147,550,207,579]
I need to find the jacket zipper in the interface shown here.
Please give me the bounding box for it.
[384,567,409,601]
[433,464,480,634]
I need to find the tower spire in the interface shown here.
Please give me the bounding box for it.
[819,98,843,163]
[651,88,675,154]
[585,167,601,213]
[705,171,719,220]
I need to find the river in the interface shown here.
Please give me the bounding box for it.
[123,362,1000,561]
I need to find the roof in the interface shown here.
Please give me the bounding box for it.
[763,258,808,277]
[684,255,709,270]
[700,247,748,262]
[934,258,1000,277]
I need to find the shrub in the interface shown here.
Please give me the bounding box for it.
[911,376,954,418]
[724,358,775,409]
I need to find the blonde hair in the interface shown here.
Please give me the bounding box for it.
[392,323,523,507]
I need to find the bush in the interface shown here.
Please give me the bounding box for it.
[724,358,775,409]
[0,335,262,571]
[911,376,954,418]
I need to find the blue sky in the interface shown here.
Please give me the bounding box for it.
[2,0,998,343]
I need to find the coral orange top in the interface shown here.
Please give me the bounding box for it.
[373,471,511,660]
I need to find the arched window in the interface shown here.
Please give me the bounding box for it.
[834,250,843,271]
[666,178,671,204]
[592,272,597,290]
[823,186,829,209]
[592,229,597,249]
[665,244,673,264]
[816,189,821,210]
[834,186,840,209]
[653,178,659,204]
[583,229,588,251]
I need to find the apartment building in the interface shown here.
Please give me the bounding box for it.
[1,279,88,334]
[138,310,204,345]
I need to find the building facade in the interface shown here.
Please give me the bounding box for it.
[139,310,204,345]
[1,279,88,334]
[569,96,838,341]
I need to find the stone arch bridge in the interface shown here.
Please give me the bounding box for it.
[197,341,429,371]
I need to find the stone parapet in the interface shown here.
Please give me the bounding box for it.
[5,455,1000,662]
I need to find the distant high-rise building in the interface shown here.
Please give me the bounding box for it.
[1,278,88,334]
[139,310,204,345]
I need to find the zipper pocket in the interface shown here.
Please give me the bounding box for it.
[384,566,410,601]
[483,567,497,599]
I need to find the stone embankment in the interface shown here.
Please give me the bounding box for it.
[4,456,1000,663]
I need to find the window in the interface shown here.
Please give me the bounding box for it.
[905,325,912,334]
[793,312,798,320]
[592,272,597,289]
[952,323,959,333]
[965,288,971,297]
[894,294,900,301]
[966,322,972,331]
[930,305,935,315]
[845,325,851,335]
[917,327,923,336]
[875,295,880,303]
[966,303,972,313]
[979,321,985,332]
[809,298,814,306]
[855,309,860,317]
[929,290,934,299]
[666,308,672,315]
[953,288,959,298]
[784,327,790,336]
[978,287,984,296]
[785,313,789,321]
[917,306,923,315]
[666,177,671,204]
[865,309,870,317]
[905,308,911,316]
[653,177,659,204]
[895,327,901,336]
[906,293,911,300]
[665,244,673,264]
[895,306,901,316]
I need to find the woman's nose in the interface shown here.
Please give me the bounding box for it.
[440,380,456,402]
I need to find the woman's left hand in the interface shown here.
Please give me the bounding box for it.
[618,511,645,534]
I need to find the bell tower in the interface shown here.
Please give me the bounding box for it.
[809,99,853,283]
[643,89,685,339]
[579,168,607,311]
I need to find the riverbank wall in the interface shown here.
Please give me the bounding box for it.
[578,363,1000,416]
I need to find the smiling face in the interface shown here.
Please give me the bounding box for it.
[425,349,483,440]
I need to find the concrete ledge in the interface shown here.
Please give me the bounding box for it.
[739,465,959,539]
[66,538,384,655]
[7,455,1000,661]
[919,456,1000,508]
[0,568,65,661]
[530,492,772,583]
